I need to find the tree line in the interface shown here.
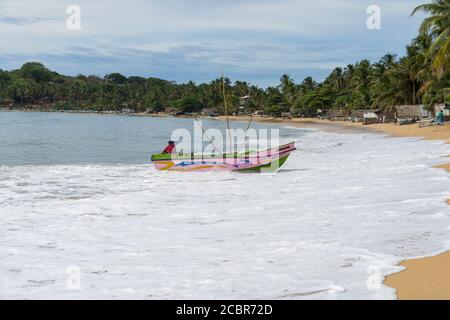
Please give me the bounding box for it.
[0,1,448,117]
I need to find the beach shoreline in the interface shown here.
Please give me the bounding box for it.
[218,115,450,300]
[2,110,449,299]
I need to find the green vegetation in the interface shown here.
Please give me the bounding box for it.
[0,1,448,116]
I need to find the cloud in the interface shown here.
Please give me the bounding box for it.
[0,17,40,25]
[0,0,426,86]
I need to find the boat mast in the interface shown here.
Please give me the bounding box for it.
[222,69,232,151]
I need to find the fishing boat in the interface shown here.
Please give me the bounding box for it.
[151,71,296,172]
[151,141,296,172]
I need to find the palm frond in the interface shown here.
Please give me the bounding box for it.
[411,3,437,16]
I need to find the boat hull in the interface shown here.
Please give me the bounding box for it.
[151,142,296,172]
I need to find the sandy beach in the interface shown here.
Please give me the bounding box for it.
[220,115,450,300]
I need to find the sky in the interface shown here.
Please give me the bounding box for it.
[0,0,426,87]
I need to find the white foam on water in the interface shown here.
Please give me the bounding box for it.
[1,130,449,299]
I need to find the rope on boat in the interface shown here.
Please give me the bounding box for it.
[193,112,223,155]
[245,113,253,133]
[241,87,254,149]
[192,71,254,157]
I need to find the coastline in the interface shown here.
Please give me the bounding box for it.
[220,115,450,300]
[3,110,449,299]
[295,120,450,300]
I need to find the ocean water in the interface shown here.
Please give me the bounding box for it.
[0,112,449,299]
[0,112,297,165]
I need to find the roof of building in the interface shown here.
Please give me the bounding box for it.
[393,105,423,118]
[350,109,381,117]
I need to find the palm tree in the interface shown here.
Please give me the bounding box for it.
[350,60,372,107]
[279,74,296,111]
[412,0,450,78]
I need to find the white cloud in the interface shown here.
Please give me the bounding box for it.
[0,0,426,85]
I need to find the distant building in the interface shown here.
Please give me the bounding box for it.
[363,112,379,125]
[239,96,250,107]
[0,98,14,108]
[382,105,434,125]
[327,110,348,121]
[121,108,135,114]
[281,112,292,119]
[350,109,381,123]
[393,105,426,120]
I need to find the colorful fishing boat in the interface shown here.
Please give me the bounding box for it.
[151,142,296,172]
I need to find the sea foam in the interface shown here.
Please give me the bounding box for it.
[0,130,449,299]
